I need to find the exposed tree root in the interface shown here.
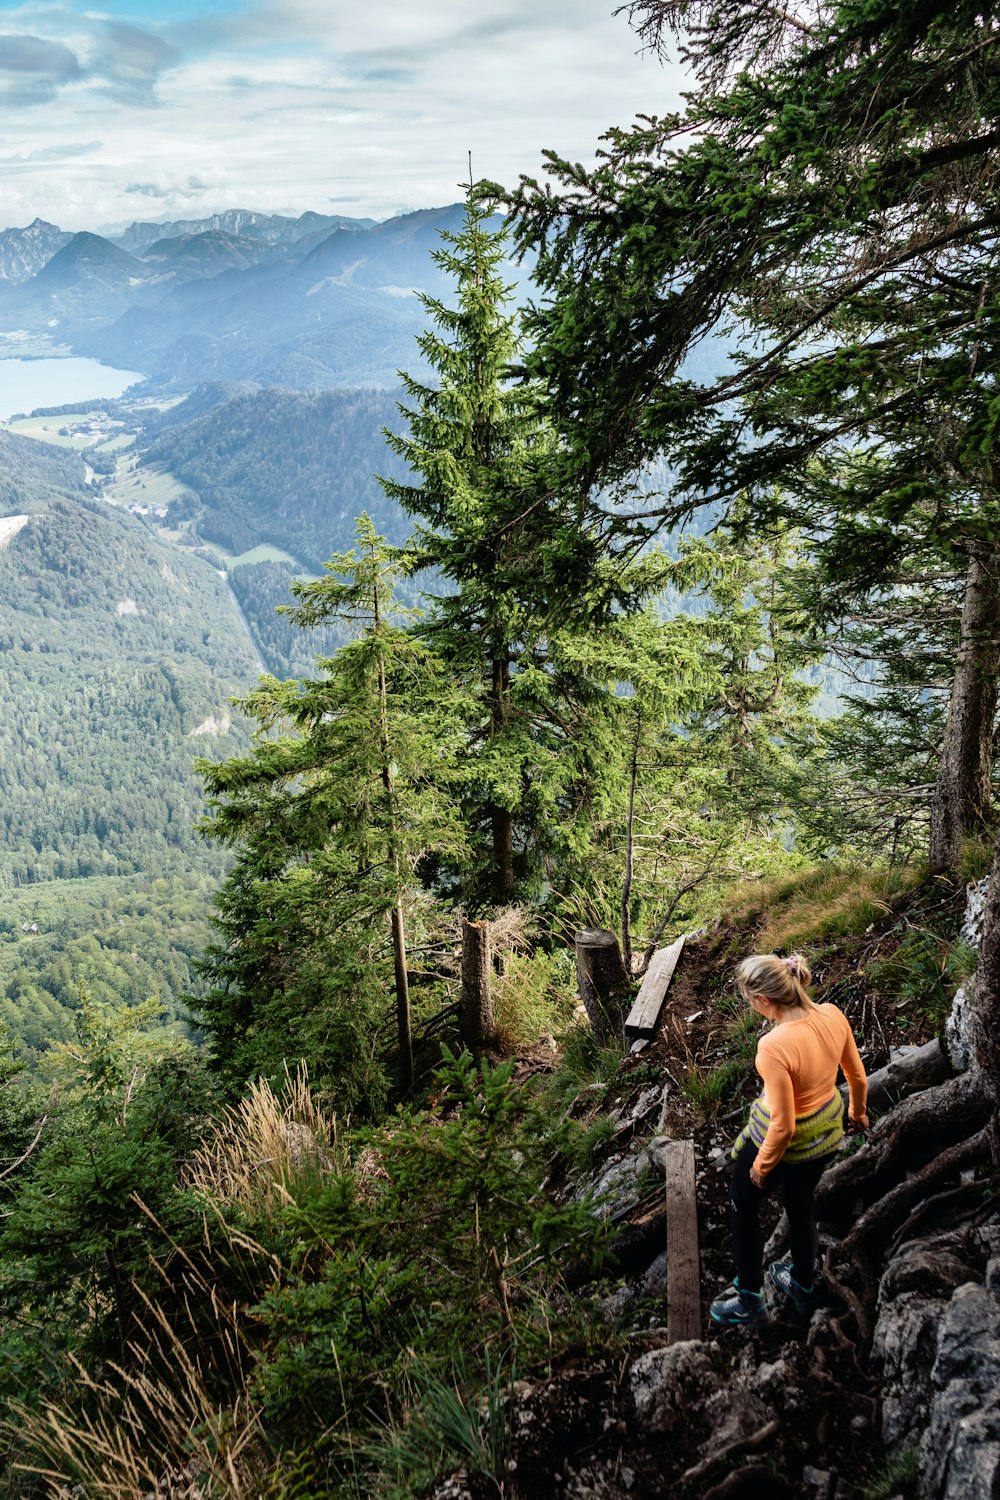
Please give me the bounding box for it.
[888,1176,994,1257]
[838,1125,991,1254]
[816,1072,990,1223]
[679,1418,781,1487]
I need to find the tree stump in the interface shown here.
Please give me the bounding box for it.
[460,918,494,1047]
[575,928,630,1048]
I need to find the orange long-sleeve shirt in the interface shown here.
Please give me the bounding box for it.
[753,1002,867,1178]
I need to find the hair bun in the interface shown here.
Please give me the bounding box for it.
[784,953,812,989]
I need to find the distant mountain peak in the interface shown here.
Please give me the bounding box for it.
[0,218,72,283]
[117,209,376,257]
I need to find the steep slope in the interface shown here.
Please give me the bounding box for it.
[0,424,91,508]
[0,492,261,1053]
[0,231,156,333]
[0,496,258,886]
[84,205,527,388]
[140,230,279,276]
[140,385,413,570]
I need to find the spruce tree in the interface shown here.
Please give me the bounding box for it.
[501,0,1000,873]
[196,518,465,1101]
[379,192,632,910]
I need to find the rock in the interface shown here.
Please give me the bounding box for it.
[587,1153,642,1218]
[754,1356,796,1404]
[642,1251,667,1299]
[429,1474,479,1500]
[878,1239,980,1303]
[630,1084,663,1122]
[700,1383,772,1452]
[919,1280,1000,1500]
[628,1340,721,1433]
[601,1282,639,1320]
[944,982,976,1072]
[942,876,990,1069]
[645,1135,671,1176]
[871,1290,944,1446]
[959,876,990,948]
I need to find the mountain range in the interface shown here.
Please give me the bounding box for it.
[0,204,523,389]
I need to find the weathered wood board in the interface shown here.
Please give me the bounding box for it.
[664,1138,701,1344]
[625,934,685,1038]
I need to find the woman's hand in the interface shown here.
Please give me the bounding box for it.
[749,1166,766,1189]
[846,1113,870,1134]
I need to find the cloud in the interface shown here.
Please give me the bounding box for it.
[0,139,100,171]
[88,20,181,105]
[0,0,690,232]
[0,32,79,103]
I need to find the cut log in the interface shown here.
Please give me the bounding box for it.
[460,918,494,1047]
[575,928,630,1047]
[625,934,685,1039]
[663,1138,701,1344]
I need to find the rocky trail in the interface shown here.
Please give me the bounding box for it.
[436,878,1000,1500]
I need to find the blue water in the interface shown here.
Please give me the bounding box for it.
[0,357,144,421]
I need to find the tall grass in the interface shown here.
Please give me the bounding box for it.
[186,1064,341,1220]
[5,1069,342,1500]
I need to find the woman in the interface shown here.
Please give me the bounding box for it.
[709,952,868,1327]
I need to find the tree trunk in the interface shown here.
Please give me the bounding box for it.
[575,928,630,1048]
[391,900,413,1094]
[461,917,494,1048]
[489,651,515,901]
[967,832,1000,1162]
[928,550,1000,873]
[373,568,414,1094]
[621,707,642,976]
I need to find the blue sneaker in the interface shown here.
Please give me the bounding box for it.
[709,1280,769,1328]
[769,1262,820,1316]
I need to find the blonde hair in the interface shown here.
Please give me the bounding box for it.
[736,953,814,1009]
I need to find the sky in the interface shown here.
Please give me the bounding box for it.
[0,1,688,232]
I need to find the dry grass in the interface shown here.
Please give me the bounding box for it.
[3,1080,343,1499]
[721,863,923,953]
[9,1277,270,1500]
[185,1066,341,1219]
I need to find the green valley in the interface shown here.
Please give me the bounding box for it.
[0,478,258,1053]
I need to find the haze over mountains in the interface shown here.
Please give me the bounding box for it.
[0,203,514,389]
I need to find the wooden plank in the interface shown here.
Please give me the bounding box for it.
[625,934,685,1037]
[664,1138,701,1344]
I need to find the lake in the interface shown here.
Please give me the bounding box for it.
[0,356,144,421]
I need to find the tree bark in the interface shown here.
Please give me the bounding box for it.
[460,917,494,1048]
[967,832,1000,1162]
[621,707,642,976]
[928,550,1000,873]
[575,928,630,1048]
[391,900,413,1094]
[489,652,515,901]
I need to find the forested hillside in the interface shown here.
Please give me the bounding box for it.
[141,386,412,570]
[0,495,258,1051]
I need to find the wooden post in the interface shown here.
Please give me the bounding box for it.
[575,928,630,1048]
[460,918,494,1047]
[664,1139,701,1344]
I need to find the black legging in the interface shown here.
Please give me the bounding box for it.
[729,1138,829,1293]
